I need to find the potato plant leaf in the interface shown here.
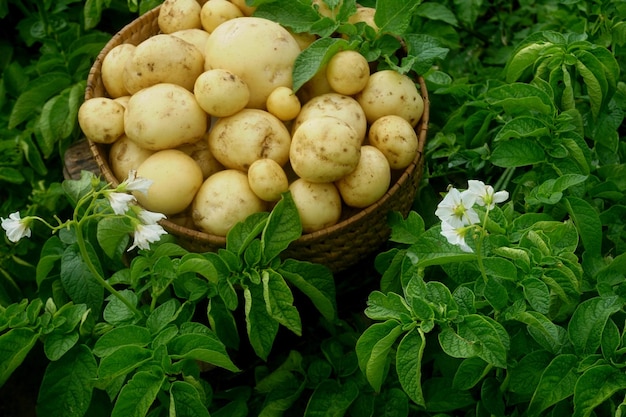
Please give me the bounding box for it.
[527,354,578,416]
[490,138,546,168]
[261,192,302,263]
[111,370,166,417]
[292,37,352,92]
[567,296,621,356]
[0,328,39,387]
[396,328,426,406]
[573,365,626,417]
[355,319,403,392]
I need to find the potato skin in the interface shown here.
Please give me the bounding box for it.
[158,0,202,33]
[266,86,301,121]
[335,145,391,208]
[247,158,289,202]
[289,179,342,233]
[109,134,154,182]
[101,44,135,98]
[200,0,244,33]
[290,116,361,183]
[192,169,266,236]
[326,50,370,96]
[176,137,224,179]
[368,114,419,170]
[208,109,291,171]
[124,83,209,151]
[194,69,250,117]
[78,97,125,144]
[356,69,424,126]
[135,149,204,215]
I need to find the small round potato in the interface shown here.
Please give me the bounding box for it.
[292,93,367,143]
[158,0,202,33]
[177,138,224,179]
[135,149,204,215]
[208,109,291,171]
[356,69,424,126]
[247,159,289,202]
[192,169,266,236]
[194,69,250,117]
[290,116,361,183]
[326,50,370,95]
[109,134,155,182]
[200,0,244,33]
[123,34,205,93]
[266,86,301,121]
[171,28,211,57]
[78,97,125,144]
[204,17,301,109]
[289,179,342,233]
[368,114,419,170]
[101,44,135,98]
[125,83,209,151]
[335,145,391,208]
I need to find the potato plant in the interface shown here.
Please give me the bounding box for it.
[77,0,426,237]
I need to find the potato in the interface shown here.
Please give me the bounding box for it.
[192,169,266,236]
[289,29,317,51]
[208,108,291,171]
[125,83,209,151]
[194,69,250,117]
[368,114,419,169]
[289,179,342,233]
[123,34,205,93]
[200,0,244,33]
[78,97,125,144]
[292,93,367,143]
[171,28,211,56]
[113,95,131,109]
[356,69,424,126]
[348,7,378,31]
[135,149,204,215]
[229,0,256,16]
[204,17,301,109]
[297,65,334,104]
[109,134,155,182]
[290,116,361,183]
[158,0,202,33]
[326,50,370,95]
[247,159,289,202]
[101,44,135,98]
[266,86,301,121]
[335,145,391,208]
[177,137,224,179]
[312,0,341,18]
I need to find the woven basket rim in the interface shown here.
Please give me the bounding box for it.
[85,5,430,249]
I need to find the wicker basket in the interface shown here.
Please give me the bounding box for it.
[85,5,429,272]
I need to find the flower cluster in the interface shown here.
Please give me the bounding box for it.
[435,180,509,252]
[1,170,167,251]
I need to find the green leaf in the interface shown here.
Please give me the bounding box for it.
[97,345,152,380]
[244,283,279,361]
[413,2,458,26]
[44,331,79,361]
[304,379,359,417]
[279,259,337,321]
[37,345,97,417]
[388,211,425,245]
[573,49,608,119]
[452,357,490,391]
[262,269,302,335]
[409,227,477,267]
[0,328,39,387]
[568,296,621,356]
[521,277,551,314]
[103,290,138,325]
[573,365,626,417]
[490,138,546,168]
[508,350,553,396]
[111,370,165,417]
[396,328,426,407]
[93,325,152,357]
[563,196,603,258]
[493,116,550,142]
[146,299,180,335]
[226,212,268,256]
[0,166,25,184]
[254,0,327,34]
[403,34,450,75]
[374,0,421,35]
[97,217,133,260]
[168,331,239,372]
[9,72,72,128]
[527,354,578,416]
[485,83,555,116]
[505,40,555,82]
[61,243,104,316]
[262,192,302,263]
[169,380,210,417]
[511,311,566,354]
[356,320,403,392]
[292,37,352,92]
[207,297,240,350]
[364,291,412,322]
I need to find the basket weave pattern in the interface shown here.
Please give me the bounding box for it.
[86,6,429,272]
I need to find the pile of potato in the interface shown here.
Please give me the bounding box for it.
[78,0,425,236]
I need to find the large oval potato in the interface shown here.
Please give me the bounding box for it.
[368,114,419,169]
[292,93,367,143]
[158,0,202,33]
[204,17,301,109]
[170,28,211,57]
[356,69,424,126]
[135,149,204,215]
[289,179,342,233]
[208,109,291,171]
[125,83,209,150]
[78,97,125,144]
[192,169,266,236]
[101,44,135,98]
[335,145,391,208]
[123,34,205,93]
[194,69,250,117]
[290,116,361,183]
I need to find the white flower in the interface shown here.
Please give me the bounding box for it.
[467,180,509,209]
[137,209,166,225]
[106,192,136,215]
[119,169,152,195]
[440,221,473,253]
[128,223,167,251]
[1,212,32,242]
[435,187,480,228]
